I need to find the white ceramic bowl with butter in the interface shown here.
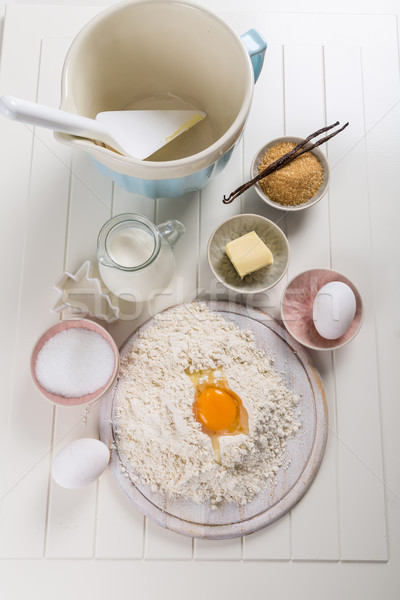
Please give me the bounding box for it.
[207,214,290,294]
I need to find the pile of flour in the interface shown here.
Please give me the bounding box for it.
[114,303,300,507]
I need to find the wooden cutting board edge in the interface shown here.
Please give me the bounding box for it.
[99,300,328,540]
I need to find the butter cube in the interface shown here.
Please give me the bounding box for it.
[225,231,273,278]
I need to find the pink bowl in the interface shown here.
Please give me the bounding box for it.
[281,269,363,350]
[31,319,120,406]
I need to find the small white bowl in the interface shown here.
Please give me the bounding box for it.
[251,136,330,211]
[207,213,290,294]
[31,319,120,406]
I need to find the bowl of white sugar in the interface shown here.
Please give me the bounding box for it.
[31,319,119,406]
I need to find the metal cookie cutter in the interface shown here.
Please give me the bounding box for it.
[51,260,121,323]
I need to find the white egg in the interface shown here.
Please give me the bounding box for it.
[51,438,110,489]
[313,281,356,340]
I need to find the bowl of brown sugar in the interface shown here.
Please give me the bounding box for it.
[251,136,330,211]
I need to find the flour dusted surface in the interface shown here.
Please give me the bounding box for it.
[114,303,300,507]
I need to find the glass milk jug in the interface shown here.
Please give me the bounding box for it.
[97,213,185,301]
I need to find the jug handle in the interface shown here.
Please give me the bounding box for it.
[240,29,267,83]
[158,220,185,248]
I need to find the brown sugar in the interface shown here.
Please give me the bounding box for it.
[258,142,324,206]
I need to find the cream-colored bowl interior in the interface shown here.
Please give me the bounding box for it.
[61,0,253,173]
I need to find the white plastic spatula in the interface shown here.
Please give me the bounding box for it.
[0,95,206,159]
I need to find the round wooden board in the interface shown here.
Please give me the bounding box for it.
[99,300,328,539]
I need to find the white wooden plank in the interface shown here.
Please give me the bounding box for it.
[0,9,53,552]
[324,45,387,561]
[290,350,339,560]
[363,102,400,565]
[241,42,288,322]
[243,514,291,560]
[242,43,285,217]
[65,150,113,272]
[1,556,400,600]
[198,139,243,297]
[113,187,155,222]
[355,16,399,133]
[334,333,387,562]
[284,44,331,269]
[214,0,400,12]
[362,18,400,557]
[284,44,340,560]
[145,519,192,560]
[155,192,200,305]
[194,537,242,560]
[225,11,395,49]
[45,404,100,558]
[95,469,144,559]
[0,36,72,558]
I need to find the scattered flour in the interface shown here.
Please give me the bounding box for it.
[114,303,300,507]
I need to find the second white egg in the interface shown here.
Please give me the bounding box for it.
[52,438,110,489]
[313,281,356,340]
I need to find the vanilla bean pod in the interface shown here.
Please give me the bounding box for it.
[222,121,349,204]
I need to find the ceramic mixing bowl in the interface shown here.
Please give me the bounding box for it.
[55,0,267,198]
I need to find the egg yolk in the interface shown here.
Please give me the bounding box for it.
[188,368,249,463]
[194,387,239,434]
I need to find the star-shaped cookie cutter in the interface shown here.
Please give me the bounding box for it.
[51,260,121,323]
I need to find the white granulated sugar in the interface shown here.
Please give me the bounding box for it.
[35,327,115,398]
[114,303,301,507]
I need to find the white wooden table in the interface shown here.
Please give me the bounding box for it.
[0,1,399,598]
